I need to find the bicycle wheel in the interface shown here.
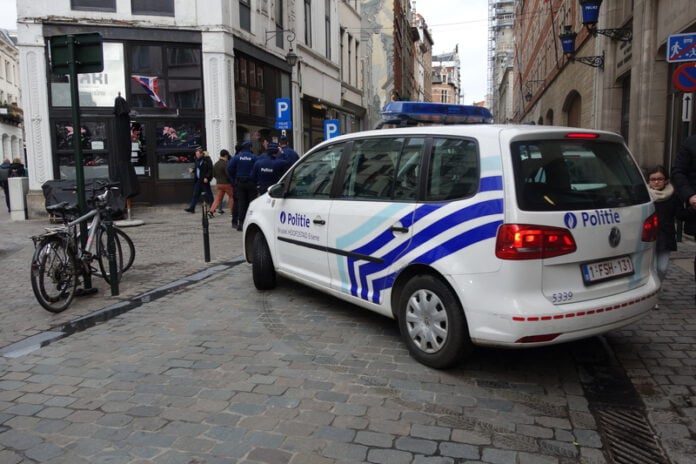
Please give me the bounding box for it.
[30,236,78,313]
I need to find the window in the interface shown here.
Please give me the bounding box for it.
[240,0,251,32]
[304,0,313,47]
[54,121,110,180]
[156,121,204,180]
[513,140,649,211]
[341,137,424,201]
[131,0,174,16]
[71,0,115,11]
[51,43,126,108]
[275,0,284,48]
[286,144,343,198]
[426,138,479,201]
[325,0,331,59]
[235,55,266,116]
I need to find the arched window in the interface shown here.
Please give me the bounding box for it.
[563,91,582,127]
[546,109,554,126]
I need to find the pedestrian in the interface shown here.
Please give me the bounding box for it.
[227,140,257,230]
[0,158,10,213]
[646,165,685,285]
[8,157,25,178]
[670,134,696,296]
[209,149,234,218]
[251,142,288,195]
[184,147,213,214]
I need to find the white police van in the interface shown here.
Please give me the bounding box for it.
[243,124,659,369]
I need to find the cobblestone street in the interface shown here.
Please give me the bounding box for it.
[0,202,695,463]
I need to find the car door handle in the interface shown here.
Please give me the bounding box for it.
[390,225,409,233]
[313,218,326,225]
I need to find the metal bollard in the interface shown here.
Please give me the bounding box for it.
[201,194,211,262]
[103,210,120,296]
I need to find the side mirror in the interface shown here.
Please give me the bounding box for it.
[268,183,285,198]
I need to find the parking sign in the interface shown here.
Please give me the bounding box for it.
[275,98,292,130]
[324,119,340,140]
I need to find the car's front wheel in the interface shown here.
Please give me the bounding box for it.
[397,275,472,369]
[252,234,277,290]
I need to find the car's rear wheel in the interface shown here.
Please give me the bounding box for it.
[252,234,276,290]
[397,275,472,369]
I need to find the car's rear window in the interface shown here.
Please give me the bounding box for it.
[512,140,650,211]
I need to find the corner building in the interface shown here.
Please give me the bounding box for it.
[18,0,364,213]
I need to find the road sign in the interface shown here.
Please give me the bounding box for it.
[275,98,292,130]
[684,93,693,122]
[324,119,340,140]
[673,62,696,92]
[667,33,696,63]
[49,33,104,75]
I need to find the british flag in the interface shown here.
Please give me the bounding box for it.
[131,75,167,108]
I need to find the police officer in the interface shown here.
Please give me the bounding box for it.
[278,135,299,178]
[251,142,288,195]
[227,140,257,231]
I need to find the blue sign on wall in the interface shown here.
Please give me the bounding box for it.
[668,33,696,63]
[324,119,340,140]
[275,98,292,130]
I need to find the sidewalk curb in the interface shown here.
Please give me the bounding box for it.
[0,257,246,358]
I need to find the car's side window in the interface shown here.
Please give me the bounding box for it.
[286,144,343,198]
[426,137,479,201]
[340,137,424,201]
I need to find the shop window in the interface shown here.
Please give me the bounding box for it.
[54,121,110,180]
[131,0,174,16]
[71,0,115,12]
[156,121,203,180]
[129,122,148,176]
[50,43,126,108]
[235,55,266,116]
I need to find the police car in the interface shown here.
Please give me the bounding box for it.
[242,124,659,369]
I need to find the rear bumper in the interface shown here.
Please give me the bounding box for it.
[453,273,659,347]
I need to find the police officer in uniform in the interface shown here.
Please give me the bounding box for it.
[251,142,288,195]
[227,140,257,231]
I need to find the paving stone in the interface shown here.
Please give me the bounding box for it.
[394,436,438,455]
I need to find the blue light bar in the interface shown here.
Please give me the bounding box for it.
[379,102,494,127]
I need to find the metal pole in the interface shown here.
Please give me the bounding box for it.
[104,208,120,296]
[201,194,211,262]
[68,35,92,290]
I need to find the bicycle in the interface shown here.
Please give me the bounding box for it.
[30,181,136,313]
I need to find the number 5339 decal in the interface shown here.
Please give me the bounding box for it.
[552,291,573,304]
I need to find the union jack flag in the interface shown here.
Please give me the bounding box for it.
[131,75,167,108]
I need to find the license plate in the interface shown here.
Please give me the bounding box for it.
[581,256,634,285]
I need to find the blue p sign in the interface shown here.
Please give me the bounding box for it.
[275,98,292,130]
[324,119,340,140]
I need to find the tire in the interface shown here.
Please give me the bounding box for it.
[30,236,77,313]
[252,234,276,290]
[397,275,473,369]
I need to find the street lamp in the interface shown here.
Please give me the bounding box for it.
[558,25,605,69]
[524,80,545,102]
[265,29,298,67]
[579,0,632,42]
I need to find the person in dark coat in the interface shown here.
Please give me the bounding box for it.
[227,140,257,230]
[184,148,213,213]
[251,142,288,195]
[647,165,685,283]
[670,134,696,294]
[0,158,10,212]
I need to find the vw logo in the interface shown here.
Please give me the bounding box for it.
[608,227,621,248]
[564,212,578,229]
[279,211,286,224]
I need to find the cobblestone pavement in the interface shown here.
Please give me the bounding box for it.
[0,198,695,463]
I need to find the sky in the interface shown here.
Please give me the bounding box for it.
[0,0,490,103]
[414,0,490,104]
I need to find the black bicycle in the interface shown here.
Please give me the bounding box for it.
[30,182,135,313]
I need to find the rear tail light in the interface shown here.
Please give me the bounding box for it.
[642,213,658,242]
[495,224,577,260]
[565,132,599,139]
